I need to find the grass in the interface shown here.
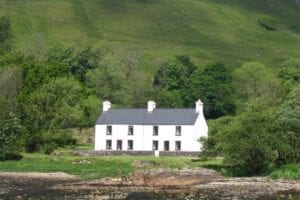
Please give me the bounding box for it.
[0,0,299,68]
[0,152,222,179]
[0,151,299,180]
[270,163,300,180]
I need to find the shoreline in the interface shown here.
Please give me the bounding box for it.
[1,169,299,199]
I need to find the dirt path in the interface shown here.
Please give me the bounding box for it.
[0,169,299,200]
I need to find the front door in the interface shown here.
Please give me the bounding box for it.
[117,140,122,151]
[164,141,169,151]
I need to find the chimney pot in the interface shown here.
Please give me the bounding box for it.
[148,100,156,113]
[103,100,111,112]
[196,99,203,113]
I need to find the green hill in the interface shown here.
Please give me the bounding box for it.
[0,0,300,67]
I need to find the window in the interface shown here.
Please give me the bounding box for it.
[175,141,181,151]
[152,140,159,151]
[175,126,181,136]
[128,126,134,135]
[106,125,112,135]
[153,126,159,136]
[117,140,122,151]
[128,140,133,150]
[106,140,112,150]
[164,141,170,151]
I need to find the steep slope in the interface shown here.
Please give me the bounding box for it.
[0,0,299,67]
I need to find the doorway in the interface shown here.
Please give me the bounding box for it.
[164,141,169,151]
[117,140,122,151]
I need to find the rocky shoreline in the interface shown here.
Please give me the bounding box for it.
[0,169,299,200]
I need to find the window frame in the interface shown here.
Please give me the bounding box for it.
[175,126,181,136]
[106,140,112,150]
[106,125,112,135]
[152,140,159,151]
[175,141,181,151]
[153,126,159,136]
[116,140,122,151]
[127,140,134,150]
[164,141,170,151]
[128,126,134,135]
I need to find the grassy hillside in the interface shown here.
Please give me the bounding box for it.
[0,0,300,68]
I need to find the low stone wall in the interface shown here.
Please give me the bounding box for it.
[74,150,200,157]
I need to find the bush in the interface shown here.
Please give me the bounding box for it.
[24,131,77,154]
[0,152,23,161]
[42,143,58,155]
[258,15,278,31]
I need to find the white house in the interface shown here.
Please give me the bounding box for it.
[95,100,208,152]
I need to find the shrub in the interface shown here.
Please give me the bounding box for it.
[24,131,77,154]
[0,152,23,161]
[42,143,58,155]
[258,15,278,31]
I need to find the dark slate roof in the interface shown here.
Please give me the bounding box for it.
[96,109,199,125]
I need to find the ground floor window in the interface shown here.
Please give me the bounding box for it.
[153,140,159,150]
[128,140,133,150]
[117,140,122,151]
[164,141,169,151]
[175,141,181,151]
[106,140,112,150]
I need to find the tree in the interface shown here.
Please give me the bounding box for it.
[0,16,13,54]
[24,77,83,132]
[221,101,280,175]
[189,63,236,119]
[279,58,300,87]
[200,116,233,157]
[277,86,300,162]
[0,112,24,160]
[233,62,281,106]
[0,67,24,160]
[153,55,196,107]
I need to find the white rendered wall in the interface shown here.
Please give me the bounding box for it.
[94,115,208,152]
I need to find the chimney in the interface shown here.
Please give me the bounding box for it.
[195,99,203,113]
[103,100,111,112]
[147,100,156,113]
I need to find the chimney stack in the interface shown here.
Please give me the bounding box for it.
[147,100,156,113]
[195,99,203,113]
[103,100,111,112]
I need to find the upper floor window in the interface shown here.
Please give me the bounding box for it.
[175,126,181,136]
[128,126,134,135]
[153,126,159,136]
[106,125,112,135]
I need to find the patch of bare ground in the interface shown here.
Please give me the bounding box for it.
[1,169,300,199]
[55,168,300,200]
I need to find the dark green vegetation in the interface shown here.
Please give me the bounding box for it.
[0,0,299,178]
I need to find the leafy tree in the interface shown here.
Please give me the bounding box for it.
[24,77,84,132]
[46,46,100,82]
[0,67,24,159]
[153,55,196,107]
[200,116,233,157]
[189,63,236,119]
[221,101,280,175]
[233,62,281,104]
[279,58,300,88]
[0,16,13,54]
[0,112,24,160]
[277,86,300,162]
